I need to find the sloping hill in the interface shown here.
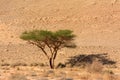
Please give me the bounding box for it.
[0,0,120,73]
[0,0,120,47]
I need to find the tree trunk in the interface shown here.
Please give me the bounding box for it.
[49,51,58,69]
[49,58,54,69]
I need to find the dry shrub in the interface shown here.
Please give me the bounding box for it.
[79,74,89,80]
[88,68,118,80]
[64,42,76,48]
[102,69,119,80]
[10,73,28,80]
[30,63,45,67]
[1,63,10,66]
[103,73,118,80]
[11,62,27,67]
[87,59,103,73]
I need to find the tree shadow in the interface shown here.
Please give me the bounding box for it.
[65,53,116,67]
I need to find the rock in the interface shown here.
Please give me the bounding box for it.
[47,70,54,74]
[30,72,37,76]
[10,74,28,80]
[56,63,66,68]
[65,77,73,80]
[44,70,55,77]
[11,36,14,38]
[93,78,103,80]
[35,77,48,80]
[4,49,9,52]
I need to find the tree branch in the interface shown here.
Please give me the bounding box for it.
[28,41,50,59]
[44,40,53,55]
[53,42,62,59]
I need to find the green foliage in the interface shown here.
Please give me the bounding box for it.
[20,29,75,42]
[20,30,53,41]
[55,30,75,39]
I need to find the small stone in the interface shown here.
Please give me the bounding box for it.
[4,49,9,52]
[56,63,66,68]
[65,77,73,80]
[35,77,48,80]
[94,78,103,80]
[30,72,37,76]
[10,74,28,80]
[11,36,14,38]
[47,70,54,74]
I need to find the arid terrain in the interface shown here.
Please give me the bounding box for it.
[0,0,120,80]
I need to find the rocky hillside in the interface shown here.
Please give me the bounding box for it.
[0,0,120,47]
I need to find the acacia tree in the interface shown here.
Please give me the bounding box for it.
[20,30,75,69]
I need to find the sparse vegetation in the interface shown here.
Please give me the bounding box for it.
[30,62,45,67]
[11,62,27,68]
[10,74,28,80]
[20,30,75,69]
[87,59,103,73]
[0,0,120,79]
[1,63,10,66]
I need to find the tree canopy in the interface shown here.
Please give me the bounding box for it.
[20,29,75,69]
[20,30,75,42]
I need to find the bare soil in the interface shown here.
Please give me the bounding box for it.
[0,0,120,80]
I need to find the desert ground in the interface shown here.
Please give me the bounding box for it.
[0,0,120,80]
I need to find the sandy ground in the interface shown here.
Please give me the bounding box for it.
[0,0,120,80]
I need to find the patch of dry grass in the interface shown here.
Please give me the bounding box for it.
[10,73,28,80]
